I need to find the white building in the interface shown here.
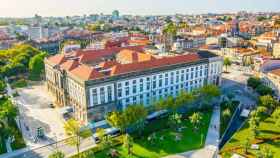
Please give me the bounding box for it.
[45,47,223,125]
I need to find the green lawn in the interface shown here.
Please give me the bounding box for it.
[74,110,213,158]
[220,111,280,158]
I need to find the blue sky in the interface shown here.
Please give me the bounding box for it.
[0,0,280,17]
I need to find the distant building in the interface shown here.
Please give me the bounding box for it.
[112,10,120,20]
[273,43,280,58]
[28,26,45,40]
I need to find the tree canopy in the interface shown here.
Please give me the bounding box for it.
[28,52,47,81]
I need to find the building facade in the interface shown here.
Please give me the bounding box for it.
[45,47,222,125]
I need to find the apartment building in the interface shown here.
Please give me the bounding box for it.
[44,46,222,125]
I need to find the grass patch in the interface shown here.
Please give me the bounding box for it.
[73,109,213,158]
[220,111,280,158]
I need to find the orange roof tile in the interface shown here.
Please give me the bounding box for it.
[111,53,201,75]
[70,64,104,80]
[47,54,66,65]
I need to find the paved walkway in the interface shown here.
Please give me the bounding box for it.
[165,106,220,158]
[205,106,220,147]
[5,138,12,153]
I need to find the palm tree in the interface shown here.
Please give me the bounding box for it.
[64,119,92,158]
[223,57,232,73]
[189,112,203,131]
[248,111,260,138]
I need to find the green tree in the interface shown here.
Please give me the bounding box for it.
[29,52,47,81]
[153,98,167,111]
[0,80,6,93]
[222,108,231,120]
[247,77,261,89]
[272,107,280,127]
[256,85,273,96]
[106,111,128,134]
[198,84,220,108]
[257,146,273,158]
[189,112,203,131]
[249,110,260,139]
[223,57,232,72]
[96,128,112,150]
[258,95,278,112]
[48,151,65,158]
[174,90,195,111]
[168,113,182,128]
[123,104,147,133]
[243,138,250,154]
[64,119,92,158]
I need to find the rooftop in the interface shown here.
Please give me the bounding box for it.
[46,46,218,81]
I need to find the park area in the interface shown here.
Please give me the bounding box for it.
[220,109,280,158]
[71,109,213,158]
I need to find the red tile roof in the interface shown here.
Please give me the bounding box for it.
[47,54,66,65]
[77,46,144,63]
[70,64,104,80]
[111,53,201,75]
[60,60,80,71]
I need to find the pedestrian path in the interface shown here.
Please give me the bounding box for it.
[5,138,12,153]
[205,106,220,147]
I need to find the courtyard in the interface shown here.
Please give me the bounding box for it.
[13,82,67,148]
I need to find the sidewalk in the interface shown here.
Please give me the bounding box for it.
[204,106,220,148]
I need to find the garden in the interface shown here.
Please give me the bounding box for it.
[220,94,280,158]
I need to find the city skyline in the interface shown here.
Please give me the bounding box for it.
[0,0,280,17]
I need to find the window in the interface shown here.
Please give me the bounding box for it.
[117,88,122,97]
[125,81,129,86]
[181,73,184,81]
[159,79,163,87]
[200,70,203,76]
[133,80,136,84]
[165,77,168,86]
[140,83,143,92]
[117,83,122,88]
[146,82,150,90]
[133,85,137,93]
[133,96,137,104]
[125,87,129,96]
[107,86,112,102]
[195,71,198,78]
[92,89,98,105]
[186,73,189,80]
[100,87,105,104]
[191,72,194,79]
[153,80,156,89]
